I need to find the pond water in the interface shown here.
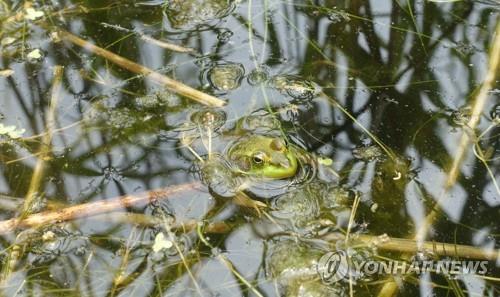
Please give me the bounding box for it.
[0,0,499,296]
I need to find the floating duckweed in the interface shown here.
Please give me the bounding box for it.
[208,63,245,91]
[352,144,384,162]
[190,109,226,131]
[247,67,269,85]
[270,75,320,100]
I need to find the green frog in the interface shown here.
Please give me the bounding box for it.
[185,109,337,207]
[226,135,299,179]
[198,134,314,200]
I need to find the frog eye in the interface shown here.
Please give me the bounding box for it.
[252,152,266,164]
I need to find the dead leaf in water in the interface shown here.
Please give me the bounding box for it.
[0,69,14,77]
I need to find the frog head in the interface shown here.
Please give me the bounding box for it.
[227,135,298,179]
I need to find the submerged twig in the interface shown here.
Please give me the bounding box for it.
[56,30,226,107]
[0,182,201,235]
[139,34,194,53]
[352,234,500,262]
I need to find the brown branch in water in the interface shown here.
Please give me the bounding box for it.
[354,234,500,262]
[0,182,201,235]
[322,233,499,261]
[139,34,195,53]
[56,30,226,107]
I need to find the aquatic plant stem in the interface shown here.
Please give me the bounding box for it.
[416,20,500,243]
[0,67,64,284]
[345,192,361,244]
[196,224,265,297]
[377,20,500,297]
[444,21,500,193]
[161,215,205,297]
[138,34,194,53]
[20,66,64,216]
[321,92,397,160]
[56,30,226,107]
[110,227,140,296]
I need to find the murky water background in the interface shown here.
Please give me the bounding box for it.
[0,0,499,296]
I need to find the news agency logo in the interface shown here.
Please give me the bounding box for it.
[316,250,349,284]
[317,250,489,284]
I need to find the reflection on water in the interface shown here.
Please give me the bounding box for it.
[0,0,499,296]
